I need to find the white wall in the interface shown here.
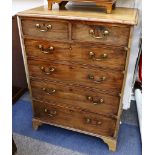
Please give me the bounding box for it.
[117,0,142,109]
[12,0,44,15]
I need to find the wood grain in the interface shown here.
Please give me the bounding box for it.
[27,59,124,93]
[24,38,127,70]
[30,79,120,117]
[17,6,138,26]
[113,27,134,138]
[102,136,117,151]
[21,18,69,41]
[72,22,130,46]
[33,99,117,137]
[71,44,127,70]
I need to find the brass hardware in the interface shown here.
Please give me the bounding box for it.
[89,29,103,39]
[51,110,57,115]
[49,46,54,51]
[89,29,94,35]
[47,25,52,29]
[88,74,94,80]
[89,27,109,39]
[35,23,40,28]
[100,98,104,103]
[48,111,57,117]
[42,88,56,95]
[38,44,54,54]
[87,74,106,83]
[38,44,43,49]
[103,30,109,35]
[86,118,102,125]
[44,109,57,117]
[89,51,95,57]
[101,76,106,81]
[86,118,91,123]
[35,23,52,32]
[87,96,104,105]
[97,121,102,125]
[124,47,128,51]
[89,52,108,61]
[40,66,55,75]
[101,53,108,58]
[69,46,72,50]
[87,96,93,101]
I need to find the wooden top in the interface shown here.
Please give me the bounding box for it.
[17,5,138,25]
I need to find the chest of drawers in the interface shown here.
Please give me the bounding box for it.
[17,6,138,151]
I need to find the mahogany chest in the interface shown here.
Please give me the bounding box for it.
[17,6,138,151]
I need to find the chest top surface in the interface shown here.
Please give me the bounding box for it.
[17,5,138,25]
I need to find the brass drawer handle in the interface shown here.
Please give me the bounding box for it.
[44,109,57,117]
[85,118,102,125]
[87,96,104,105]
[40,66,55,75]
[42,88,56,95]
[89,28,109,39]
[35,23,52,32]
[89,52,108,61]
[38,45,54,54]
[88,74,106,83]
[97,121,102,125]
[86,118,91,124]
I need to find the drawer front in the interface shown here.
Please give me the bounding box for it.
[33,100,116,137]
[24,39,70,59]
[71,44,127,70]
[25,39,127,70]
[30,79,119,116]
[28,60,124,93]
[72,23,130,46]
[21,18,69,40]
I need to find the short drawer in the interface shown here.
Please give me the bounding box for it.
[30,79,120,116]
[33,100,116,137]
[27,59,124,93]
[71,44,127,70]
[21,18,69,40]
[25,39,127,71]
[24,39,70,59]
[72,23,130,46]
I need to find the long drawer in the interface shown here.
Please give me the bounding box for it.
[25,39,127,70]
[33,100,117,137]
[21,18,69,40]
[30,79,120,116]
[27,59,124,93]
[72,22,130,46]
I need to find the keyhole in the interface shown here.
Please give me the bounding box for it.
[69,44,72,50]
[69,88,73,92]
